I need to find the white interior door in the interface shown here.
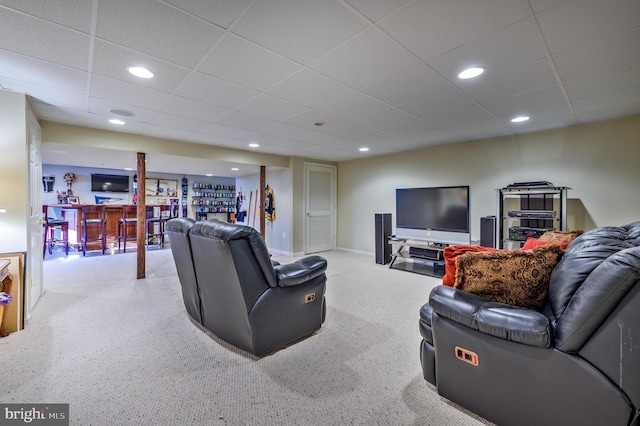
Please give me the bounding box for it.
[27,112,43,316]
[304,163,336,254]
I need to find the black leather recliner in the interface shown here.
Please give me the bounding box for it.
[167,218,328,356]
[420,221,640,426]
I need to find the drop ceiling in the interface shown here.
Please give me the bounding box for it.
[1,0,639,176]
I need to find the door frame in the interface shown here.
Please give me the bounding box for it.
[303,162,337,254]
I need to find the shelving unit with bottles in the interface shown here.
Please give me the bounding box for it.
[496,184,569,249]
[191,182,236,221]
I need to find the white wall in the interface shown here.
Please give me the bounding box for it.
[0,90,28,253]
[236,167,293,255]
[337,115,640,254]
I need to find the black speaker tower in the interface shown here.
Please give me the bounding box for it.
[480,216,497,248]
[375,213,392,264]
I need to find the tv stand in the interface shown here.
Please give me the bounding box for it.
[388,238,446,277]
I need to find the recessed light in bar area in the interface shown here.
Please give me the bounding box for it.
[458,67,484,79]
[128,66,154,79]
[109,119,125,125]
[249,143,259,148]
[511,116,530,123]
[359,147,369,152]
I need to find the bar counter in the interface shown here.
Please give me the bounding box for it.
[44,204,173,252]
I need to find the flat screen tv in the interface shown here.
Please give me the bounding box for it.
[91,173,130,193]
[395,185,470,245]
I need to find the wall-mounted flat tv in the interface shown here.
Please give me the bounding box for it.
[91,173,130,193]
[395,185,470,245]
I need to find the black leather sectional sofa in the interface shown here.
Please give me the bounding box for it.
[420,221,640,425]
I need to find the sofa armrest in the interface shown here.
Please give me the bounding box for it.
[274,255,327,287]
[429,285,552,348]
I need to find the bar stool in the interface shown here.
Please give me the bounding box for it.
[117,205,137,252]
[42,205,69,258]
[146,205,171,248]
[81,204,106,256]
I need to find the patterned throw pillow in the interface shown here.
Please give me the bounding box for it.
[454,244,564,310]
[538,230,583,243]
[441,245,499,287]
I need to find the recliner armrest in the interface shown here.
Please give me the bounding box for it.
[429,285,552,348]
[274,255,327,287]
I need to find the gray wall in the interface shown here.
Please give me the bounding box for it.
[337,115,640,254]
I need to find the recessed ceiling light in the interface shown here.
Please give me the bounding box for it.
[359,147,369,152]
[458,67,484,79]
[124,167,134,171]
[231,168,239,171]
[249,143,259,148]
[205,173,213,177]
[110,109,135,117]
[109,119,125,125]
[128,66,154,79]
[511,116,530,123]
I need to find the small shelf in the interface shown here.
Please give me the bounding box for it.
[388,238,446,278]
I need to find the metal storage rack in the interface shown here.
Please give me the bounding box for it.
[496,184,569,249]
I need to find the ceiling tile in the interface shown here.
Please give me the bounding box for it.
[361,63,453,106]
[397,86,475,120]
[231,0,368,65]
[353,108,416,129]
[176,72,259,109]
[481,84,568,116]
[149,111,209,133]
[0,50,88,94]
[564,62,640,100]
[378,0,529,60]
[309,28,421,89]
[527,0,568,13]
[215,111,276,132]
[552,28,640,81]
[536,0,640,54]
[31,102,86,123]
[163,0,252,28]
[142,123,193,141]
[88,97,157,123]
[91,40,192,93]
[0,0,94,32]
[446,118,511,140]
[381,120,442,141]
[283,110,371,138]
[0,8,89,70]
[199,122,254,139]
[266,69,349,108]
[427,19,546,81]
[261,122,343,145]
[315,90,388,120]
[90,75,172,110]
[160,96,232,123]
[344,0,412,23]
[237,94,309,122]
[460,59,558,103]
[198,34,301,91]
[572,85,640,115]
[426,104,498,128]
[96,0,224,67]
[86,112,147,133]
[575,101,640,123]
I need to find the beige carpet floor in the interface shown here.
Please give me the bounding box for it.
[1,248,491,425]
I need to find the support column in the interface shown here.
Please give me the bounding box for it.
[136,152,146,279]
[260,165,265,238]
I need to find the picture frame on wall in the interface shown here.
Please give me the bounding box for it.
[66,196,80,204]
[145,178,178,198]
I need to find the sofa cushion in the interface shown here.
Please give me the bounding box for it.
[522,237,569,250]
[442,245,498,286]
[454,245,564,310]
[539,229,583,243]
